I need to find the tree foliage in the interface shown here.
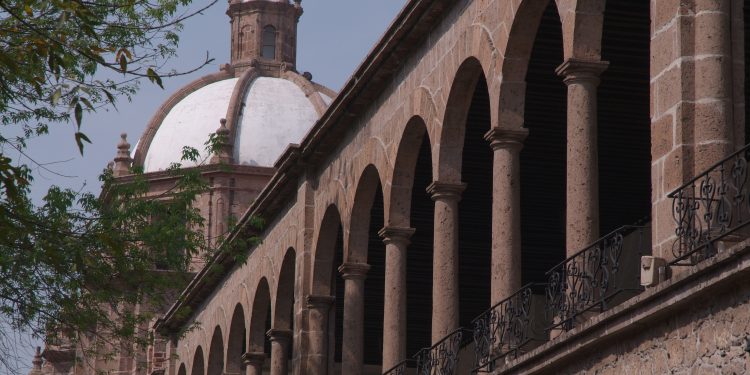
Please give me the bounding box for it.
[0,0,216,195]
[0,1,262,373]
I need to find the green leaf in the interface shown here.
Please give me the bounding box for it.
[74,103,83,128]
[74,132,91,155]
[51,88,62,105]
[146,68,163,89]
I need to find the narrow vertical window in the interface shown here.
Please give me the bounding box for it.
[262,25,276,59]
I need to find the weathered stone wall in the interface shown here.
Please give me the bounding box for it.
[556,282,750,375]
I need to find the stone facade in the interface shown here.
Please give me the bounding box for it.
[38,0,750,374]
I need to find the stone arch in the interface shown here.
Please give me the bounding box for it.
[226,304,246,374]
[178,363,187,375]
[497,0,553,130]
[249,278,272,353]
[311,205,343,295]
[436,57,491,182]
[191,346,205,375]
[386,116,430,227]
[206,326,224,375]
[273,247,296,330]
[346,164,385,263]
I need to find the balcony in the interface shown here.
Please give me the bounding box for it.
[669,144,750,266]
[387,225,650,375]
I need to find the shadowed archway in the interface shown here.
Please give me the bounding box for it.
[206,326,224,375]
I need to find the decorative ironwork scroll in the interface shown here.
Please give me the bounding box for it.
[669,146,750,265]
[414,328,466,375]
[383,359,413,375]
[471,285,536,372]
[545,226,646,332]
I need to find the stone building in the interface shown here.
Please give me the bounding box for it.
[34,0,750,374]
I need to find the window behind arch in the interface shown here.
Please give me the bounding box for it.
[262,25,276,59]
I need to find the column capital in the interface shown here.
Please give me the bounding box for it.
[241,352,266,367]
[378,226,416,245]
[484,127,529,151]
[305,294,335,308]
[426,181,466,202]
[266,328,293,343]
[338,262,370,280]
[555,58,609,85]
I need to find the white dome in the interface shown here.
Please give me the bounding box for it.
[235,77,319,167]
[142,75,326,172]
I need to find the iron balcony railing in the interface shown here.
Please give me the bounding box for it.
[545,225,647,332]
[471,283,545,372]
[382,359,415,375]
[668,144,750,266]
[414,328,470,375]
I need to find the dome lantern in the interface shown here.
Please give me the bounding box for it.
[227,0,303,76]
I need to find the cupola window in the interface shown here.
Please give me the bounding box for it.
[262,26,276,59]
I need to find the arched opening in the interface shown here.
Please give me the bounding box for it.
[331,223,344,372]
[191,347,205,375]
[347,165,387,370]
[598,0,651,231]
[520,0,567,285]
[405,130,434,357]
[388,117,434,365]
[457,71,493,330]
[226,304,246,374]
[249,279,271,367]
[206,327,224,375]
[310,205,345,373]
[273,248,296,370]
[262,25,276,59]
[178,363,187,375]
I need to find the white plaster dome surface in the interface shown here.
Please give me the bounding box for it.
[144,78,238,172]
[143,76,323,172]
[235,77,319,167]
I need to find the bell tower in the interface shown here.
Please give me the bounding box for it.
[227,0,302,76]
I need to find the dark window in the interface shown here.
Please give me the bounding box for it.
[262,26,276,59]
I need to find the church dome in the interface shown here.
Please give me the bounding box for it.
[130,0,328,173]
[133,70,334,172]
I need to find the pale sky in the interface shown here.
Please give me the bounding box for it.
[10,1,407,373]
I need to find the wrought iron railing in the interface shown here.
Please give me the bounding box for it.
[414,328,469,375]
[545,226,647,332]
[668,145,750,266]
[383,359,414,375]
[471,284,542,372]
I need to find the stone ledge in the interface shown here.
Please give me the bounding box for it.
[501,239,750,374]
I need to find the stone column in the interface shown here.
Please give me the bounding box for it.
[693,0,734,168]
[241,352,265,375]
[484,128,529,303]
[338,262,370,375]
[305,295,334,375]
[426,181,466,343]
[378,226,415,369]
[555,59,608,256]
[267,328,292,375]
